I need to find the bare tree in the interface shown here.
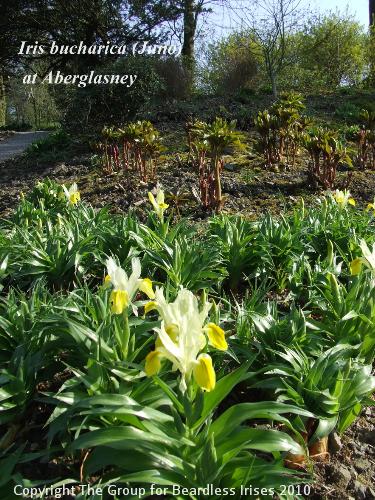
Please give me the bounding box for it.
[371,0,375,26]
[230,0,303,97]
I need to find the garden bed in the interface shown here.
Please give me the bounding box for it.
[1,122,375,220]
[0,98,375,498]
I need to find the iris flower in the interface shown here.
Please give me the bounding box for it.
[105,257,155,314]
[366,198,375,215]
[145,287,228,392]
[332,189,355,208]
[148,188,169,220]
[63,183,81,205]
[350,240,375,276]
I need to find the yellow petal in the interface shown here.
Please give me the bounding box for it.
[350,258,362,276]
[348,198,356,206]
[194,354,216,392]
[104,274,111,283]
[334,193,344,204]
[139,278,155,299]
[70,192,80,204]
[148,192,156,208]
[145,350,161,376]
[156,189,165,205]
[144,301,157,314]
[110,290,129,314]
[205,322,228,351]
[165,323,179,342]
[156,324,179,348]
[366,203,375,211]
[158,202,169,209]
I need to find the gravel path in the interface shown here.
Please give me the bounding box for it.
[0,131,49,162]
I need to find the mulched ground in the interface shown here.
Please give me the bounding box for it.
[1,123,374,220]
[311,408,375,499]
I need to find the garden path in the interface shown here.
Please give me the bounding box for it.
[0,131,49,162]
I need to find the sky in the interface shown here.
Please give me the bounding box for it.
[312,0,368,26]
[208,0,370,38]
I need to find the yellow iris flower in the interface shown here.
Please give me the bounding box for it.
[366,200,375,216]
[105,257,155,314]
[144,287,227,392]
[148,188,169,219]
[331,189,355,208]
[63,183,81,205]
[350,239,375,276]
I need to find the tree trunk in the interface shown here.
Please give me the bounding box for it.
[370,0,375,25]
[0,74,6,127]
[270,71,278,98]
[182,0,196,95]
[370,1,375,84]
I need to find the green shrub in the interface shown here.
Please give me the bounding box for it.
[56,57,163,133]
[334,102,362,123]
